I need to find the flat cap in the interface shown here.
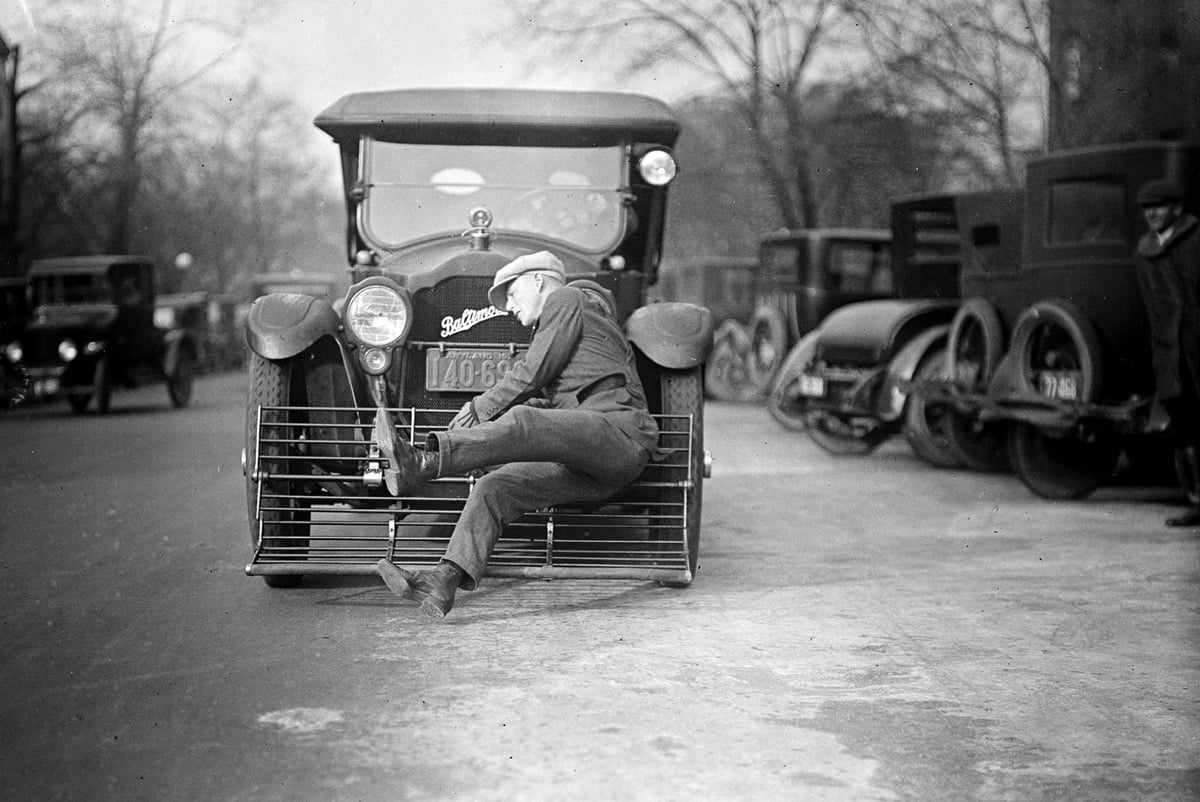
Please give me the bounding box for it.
[1136,179,1185,207]
[488,250,565,308]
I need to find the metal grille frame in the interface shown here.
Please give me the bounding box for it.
[245,405,696,585]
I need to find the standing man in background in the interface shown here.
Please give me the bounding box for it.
[1135,179,1200,527]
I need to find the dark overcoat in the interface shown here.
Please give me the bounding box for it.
[1135,213,1200,402]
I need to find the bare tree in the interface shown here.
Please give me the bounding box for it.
[0,28,25,276]
[503,0,861,229]
[844,0,1047,186]
[40,0,246,253]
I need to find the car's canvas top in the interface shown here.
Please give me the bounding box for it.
[314,88,680,147]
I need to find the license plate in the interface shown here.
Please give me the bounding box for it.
[34,378,59,396]
[798,374,826,397]
[1038,371,1078,400]
[425,348,524,392]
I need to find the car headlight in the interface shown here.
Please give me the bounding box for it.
[58,339,78,362]
[84,340,105,355]
[638,149,677,186]
[4,341,21,363]
[344,283,411,347]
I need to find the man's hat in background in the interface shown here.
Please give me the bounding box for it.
[1136,179,1185,207]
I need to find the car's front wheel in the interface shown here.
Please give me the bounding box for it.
[903,348,960,468]
[805,410,891,456]
[245,353,309,588]
[658,366,704,587]
[167,350,194,408]
[92,357,112,415]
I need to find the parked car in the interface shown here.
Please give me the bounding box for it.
[931,141,1193,498]
[766,193,962,463]
[155,292,247,374]
[708,228,894,401]
[655,256,757,400]
[243,88,713,588]
[17,256,197,414]
[1,275,30,407]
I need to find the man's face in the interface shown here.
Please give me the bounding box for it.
[1142,202,1182,234]
[505,273,546,327]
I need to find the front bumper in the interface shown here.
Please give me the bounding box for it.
[245,405,701,584]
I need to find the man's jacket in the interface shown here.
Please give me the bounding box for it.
[469,284,660,453]
[1136,212,1200,400]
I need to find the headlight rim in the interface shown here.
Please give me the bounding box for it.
[342,277,413,350]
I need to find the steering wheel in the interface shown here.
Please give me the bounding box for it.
[503,189,607,237]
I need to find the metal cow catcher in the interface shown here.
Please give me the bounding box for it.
[242,88,713,588]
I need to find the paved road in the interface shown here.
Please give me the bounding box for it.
[1,372,1197,800]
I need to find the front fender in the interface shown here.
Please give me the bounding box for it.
[626,302,714,369]
[246,293,342,361]
[878,325,948,420]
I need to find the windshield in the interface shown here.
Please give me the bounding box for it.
[31,273,110,307]
[363,140,626,253]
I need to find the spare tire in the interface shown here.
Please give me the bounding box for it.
[1007,299,1103,403]
[947,297,1005,391]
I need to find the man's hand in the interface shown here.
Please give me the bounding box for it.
[448,399,479,430]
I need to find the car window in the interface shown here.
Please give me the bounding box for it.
[828,242,893,293]
[760,243,802,287]
[1047,178,1126,244]
[363,140,626,253]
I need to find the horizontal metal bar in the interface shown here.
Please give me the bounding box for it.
[247,562,691,583]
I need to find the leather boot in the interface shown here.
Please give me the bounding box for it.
[377,559,462,619]
[373,408,440,495]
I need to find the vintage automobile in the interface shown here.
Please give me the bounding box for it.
[766,193,962,464]
[1,275,30,407]
[243,88,713,588]
[710,228,895,401]
[932,141,1194,498]
[654,255,757,400]
[16,256,197,414]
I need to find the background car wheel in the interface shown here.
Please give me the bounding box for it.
[1009,300,1103,402]
[767,340,816,432]
[746,306,788,395]
[92,357,112,415]
[942,298,1010,471]
[805,410,890,456]
[946,412,1010,472]
[903,348,961,468]
[245,353,309,588]
[67,392,91,414]
[658,367,703,587]
[167,350,195,408]
[1008,422,1120,500]
[704,324,760,402]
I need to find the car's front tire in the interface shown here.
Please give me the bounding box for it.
[167,350,194,408]
[658,366,704,587]
[245,353,309,588]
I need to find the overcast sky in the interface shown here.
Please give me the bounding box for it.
[0,0,692,113]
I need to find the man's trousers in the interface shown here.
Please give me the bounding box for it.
[429,405,652,589]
